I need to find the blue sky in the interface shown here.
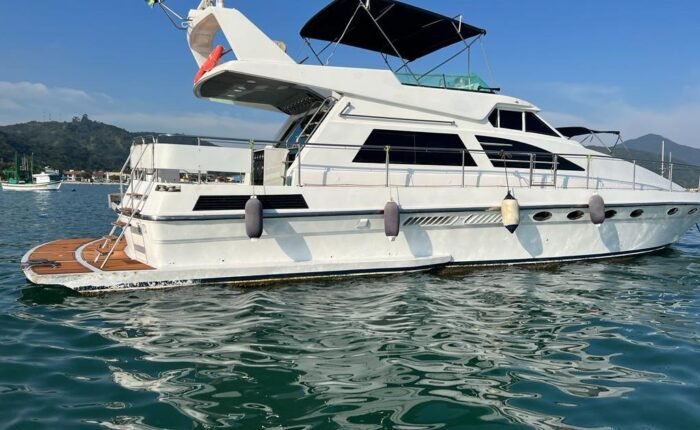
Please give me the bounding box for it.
[1,0,699,145]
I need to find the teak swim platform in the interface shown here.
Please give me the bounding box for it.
[23,238,153,278]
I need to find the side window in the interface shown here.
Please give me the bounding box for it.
[476,135,584,171]
[488,110,498,127]
[498,110,523,131]
[353,130,477,167]
[525,112,559,137]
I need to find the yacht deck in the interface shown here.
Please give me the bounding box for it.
[25,238,153,276]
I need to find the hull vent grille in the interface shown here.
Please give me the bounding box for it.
[462,214,503,225]
[403,216,459,227]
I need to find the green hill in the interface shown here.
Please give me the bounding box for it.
[0,115,154,173]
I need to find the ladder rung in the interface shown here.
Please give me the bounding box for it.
[111,220,128,227]
[102,235,118,241]
[120,208,139,216]
[127,193,145,199]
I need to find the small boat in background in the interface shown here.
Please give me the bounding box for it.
[1,153,62,191]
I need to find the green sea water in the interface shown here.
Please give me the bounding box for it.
[1,185,699,429]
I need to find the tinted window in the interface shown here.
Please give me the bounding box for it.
[499,110,522,131]
[353,130,477,167]
[525,112,559,137]
[488,110,498,127]
[476,135,584,171]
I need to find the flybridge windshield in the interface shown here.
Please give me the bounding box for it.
[395,73,492,92]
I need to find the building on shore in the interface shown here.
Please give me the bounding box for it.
[63,169,127,183]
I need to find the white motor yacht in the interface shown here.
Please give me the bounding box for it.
[22,0,700,293]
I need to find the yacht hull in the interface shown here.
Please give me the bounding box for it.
[21,195,700,294]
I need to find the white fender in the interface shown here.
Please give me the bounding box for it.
[501,191,520,234]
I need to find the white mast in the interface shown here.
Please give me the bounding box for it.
[661,139,665,177]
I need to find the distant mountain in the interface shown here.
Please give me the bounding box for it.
[586,133,700,188]
[0,115,156,172]
[625,134,700,166]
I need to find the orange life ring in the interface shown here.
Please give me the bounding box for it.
[194,45,224,83]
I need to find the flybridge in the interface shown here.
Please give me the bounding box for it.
[149,0,499,108]
[300,0,485,62]
[300,0,495,92]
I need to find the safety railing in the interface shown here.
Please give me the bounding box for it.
[124,134,700,192]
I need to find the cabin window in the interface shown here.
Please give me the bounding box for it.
[488,109,560,137]
[525,112,559,137]
[498,110,523,131]
[475,135,584,171]
[488,110,498,127]
[353,130,477,167]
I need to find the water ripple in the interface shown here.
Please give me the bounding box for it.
[1,186,700,429]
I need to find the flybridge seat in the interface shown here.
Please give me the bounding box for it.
[395,72,494,93]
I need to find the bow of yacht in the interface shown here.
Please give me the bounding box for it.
[21,0,700,293]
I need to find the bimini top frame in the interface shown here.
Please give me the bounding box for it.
[557,127,626,154]
[300,0,485,61]
[300,0,490,90]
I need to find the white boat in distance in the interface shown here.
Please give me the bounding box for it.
[22,0,700,293]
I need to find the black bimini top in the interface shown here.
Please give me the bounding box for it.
[300,0,486,61]
[556,127,621,139]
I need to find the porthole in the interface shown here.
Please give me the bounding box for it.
[567,210,584,220]
[605,210,617,219]
[689,208,698,215]
[667,208,679,216]
[630,209,644,218]
[533,211,552,222]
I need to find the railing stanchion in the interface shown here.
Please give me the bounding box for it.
[669,163,674,190]
[552,154,558,188]
[586,155,591,189]
[461,150,465,188]
[197,137,202,184]
[632,160,636,190]
[385,145,391,187]
[249,139,255,186]
[297,146,302,187]
[529,153,534,188]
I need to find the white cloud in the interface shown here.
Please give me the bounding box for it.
[0,80,283,138]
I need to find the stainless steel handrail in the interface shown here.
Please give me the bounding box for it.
[131,135,700,192]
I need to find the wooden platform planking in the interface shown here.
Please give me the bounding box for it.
[26,237,153,276]
[81,239,153,272]
[27,238,95,275]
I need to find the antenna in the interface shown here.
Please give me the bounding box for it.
[661,139,665,177]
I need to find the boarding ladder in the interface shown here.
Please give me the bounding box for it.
[528,154,560,188]
[94,140,156,269]
[296,96,337,144]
